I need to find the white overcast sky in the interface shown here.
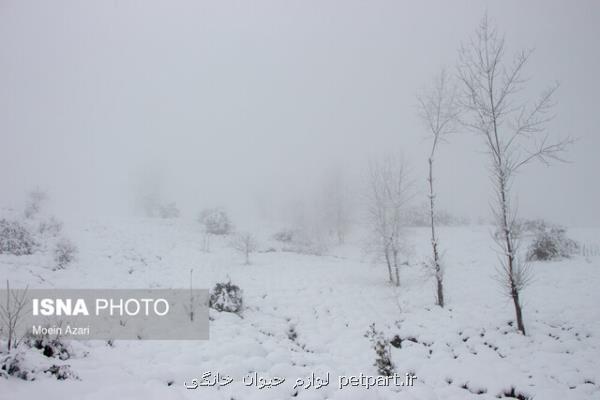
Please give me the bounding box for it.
[1,0,599,226]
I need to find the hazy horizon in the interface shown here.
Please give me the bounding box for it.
[1,0,599,226]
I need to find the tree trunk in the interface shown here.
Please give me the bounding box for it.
[384,249,393,283]
[498,173,526,335]
[6,281,12,352]
[436,278,444,308]
[512,287,525,334]
[428,157,444,307]
[392,246,400,287]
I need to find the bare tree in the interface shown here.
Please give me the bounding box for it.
[457,15,573,334]
[417,69,458,308]
[0,281,29,352]
[230,232,258,265]
[366,157,413,286]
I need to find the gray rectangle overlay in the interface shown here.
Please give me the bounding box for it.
[0,289,209,340]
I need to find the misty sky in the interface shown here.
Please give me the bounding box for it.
[1,0,599,226]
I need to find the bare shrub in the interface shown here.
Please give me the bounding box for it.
[24,329,71,360]
[0,219,37,256]
[0,352,35,380]
[0,281,29,352]
[54,238,77,269]
[0,352,78,381]
[527,223,578,261]
[365,324,395,376]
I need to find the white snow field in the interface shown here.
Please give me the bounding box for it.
[1,218,599,400]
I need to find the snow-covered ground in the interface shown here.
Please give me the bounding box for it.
[1,218,599,399]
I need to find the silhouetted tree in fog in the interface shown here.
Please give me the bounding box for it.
[366,156,413,286]
[230,232,258,265]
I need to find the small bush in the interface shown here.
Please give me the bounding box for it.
[0,219,37,255]
[0,351,78,381]
[365,324,395,376]
[24,331,71,360]
[44,364,78,380]
[0,352,35,380]
[54,238,77,269]
[199,208,232,235]
[209,281,243,313]
[527,222,578,261]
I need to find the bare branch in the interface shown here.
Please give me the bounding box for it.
[456,14,572,335]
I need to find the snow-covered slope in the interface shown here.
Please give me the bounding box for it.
[1,219,599,399]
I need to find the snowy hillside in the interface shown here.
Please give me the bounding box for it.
[3,1,600,399]
[1,218,599,400]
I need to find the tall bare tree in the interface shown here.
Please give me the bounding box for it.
[457,15,572,334]
[366,157,412,286]
[417,69,458,308]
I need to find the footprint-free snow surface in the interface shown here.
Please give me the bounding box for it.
[1,219,599,399]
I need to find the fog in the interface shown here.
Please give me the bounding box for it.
[1,0,599,226]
